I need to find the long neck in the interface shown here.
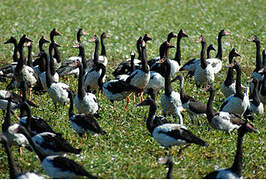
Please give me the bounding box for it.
[254,41,262,71]
[167,161,173,179]
[16,43,25,73]
[45,53,53,88]
[250,81,260,106]
[179,77,186,103]
[97,64,106,90]
[137,39,142,60]
[93,40,99,64]
[52,41,61,63]
[146,102,157,134]
[78,64,86,99]
[231,130,245,177]
[100,36,106,56]
[174,35,182,65]
[49,44,56,75]
[2,100,12,132]
[206,89,216,122]
[27,45,33,67]
[12,41,19,62]
[3,141,21,178]
[80,45,87,70]
[130,55,136,73]
[235,65,243,96]
[164,61,172,96]
[68,92,74,117]
[159,43,165,58]
[23,104,32,131]
[224,53,235,86]
[200,41,207,69]
[216,35,223,59]
[141,45,149,73]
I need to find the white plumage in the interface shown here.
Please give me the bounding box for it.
[144,71,165,94]
[48,82,70,105]
[161,91,183,117]
[2,124,29,147]
[194,64,215,87]
[128,69,150,89]
[83,68,106,92]
[74,93,98,115]
[39,72,59,90]
[210,112,241,133]
[221,94,250,116]
[17,172,44,179]
[221,81,236,98]
[215,169,242,179]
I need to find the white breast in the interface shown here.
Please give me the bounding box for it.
[39,72,59,90]
[84,68,105,91]
[144,71,165,94]
[129,70,150,89]
[74,93,98,114]
[48,83,70,105]
[211,112,240,132]
[161,91,182,116]
[221,81,236,98]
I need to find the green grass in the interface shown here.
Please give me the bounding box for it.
[0,0,265,178]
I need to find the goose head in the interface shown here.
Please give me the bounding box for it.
[50,28,62,41]
[219,30,230,37]
[89,34,99,43]
[239,121,258,134]
[229,48,241,61]
[167,32,177,42]
[247,35,260,43]
[4,36,17,44]
[178,29,188,38]
[136,97,154,107]
[77,28,88,43]
[101,32,109,39]
[38,36,50,50]
[207,44,216,52]
[143,33,152,43]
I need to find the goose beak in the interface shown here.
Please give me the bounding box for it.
[82,31,88,35]
[258,68,264,73]
[55,29,62,36]
[157,58,165,63]
[224,31,230,36]
[73,43,80,48]
[226,63,235,68]
[89,35,97,42]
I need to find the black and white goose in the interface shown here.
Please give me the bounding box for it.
[258,52,266,104]
[207,44,216,59]
[221,48,242,98]
[203,121,258,179]
[205,85,249,133]
[180,30,229,76]
[0,135,44,179]
[0,37,19,78]
[90,32,109,66]
[220,60,250,116]
[56,28,88,78]
[17,126,98,179]
[84,35,106,92]
[68,90,105,136]
[160,58,183,123]
[175,74,207,125]
[248,35,264,82]
[137,98,208,150]
[73,43,100,115]
[39,42,60,91]
[49,28,62,69]
[158,156,174,179]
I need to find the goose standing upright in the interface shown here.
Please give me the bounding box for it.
[49,28,62,69]
[17,126,98,179]
[33,36,50,71]
[203,121,258,179]
[73,43,99,115]
[0,135,44,179]
[258,50,266,104]
[220,60,250,116]
[207,44,216,59]
[160,58,183,123]
[221,48,241,98]
[93,32,108,66]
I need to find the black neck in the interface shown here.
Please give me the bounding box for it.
[250,80,260,106]
[44,52,53,88]
[97,63,106,90]
[68,91,75,117]
[16,41,25,73]
[93,39,99,64]
[79,44,87,70]
[27,45,33,67]
[12,41,19,62]
[206,89,216,122]
[254,41,262,71]
[159,43,166,58]
[130,54,136,73]
[52,41,61,63]
[174,35,182,65]
[167,161,173,179]
[164,60,172,96]
[224,52,235,86]
[207,46,213,59]
[216,34,223,59]
[261,73,266,95]
[141,45,149,73]
[100,36,106,56]
[146,101,157,134]
[77,63,86,99]
[234,64,243,97]
[136,38,142,60]
[2,140,21,178]
[2,99,12,132]
[77,33,81,43]
[200,41,207,69]
[49,44,56,75]
[230,130,245,177]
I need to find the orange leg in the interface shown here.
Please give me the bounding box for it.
[29,88,32,101]
[124,96,130,111]
[140,91,144,102]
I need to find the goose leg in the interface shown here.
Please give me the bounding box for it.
[124,96,130,111]
[132,92,135,102]
[29,88,32,100]
[19,147,23,156]
[177,144,191,157]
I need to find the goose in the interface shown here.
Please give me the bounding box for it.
[180,30,229,76]
[32,36,50,72]
[205,85,250,133]
[31,132,81,156]
[83,35,106,93]
[248,35,263,81]
[112,35,152,78]
[1,98,28,155]
[137,98,208,153]
[207,44,216,59]
[160,58,183,123]
[220,60,250,116]
[158,156,174,179]
[193,35,216,88]
[221,48,241,98]
[73,43,99,115]
[17,102,57,137]
[49,28,62,69]
[115,51,136,81]
[150,29,188,78]
[68,90,105,136]
[0,37,19,78]
[0,135,44,179]
[203,121,258,179]
[125,39,150,101]
[17,126,98,179]
[90,32,109,66]
[258,52,266,104]
[57,28,88,78]
[38,42,60,91]
[175,74,207,125]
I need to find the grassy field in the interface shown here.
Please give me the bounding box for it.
[0,0,265,178]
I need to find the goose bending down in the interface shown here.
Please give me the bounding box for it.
[0,135,44,179]
[73,44,99,115]
[205,85,251,133]
[158,156,174,179]
[248,35,264,81]
[68,90,105,136]
[56,28,88,78]
[17,126,98,179]
[150,29,188,78]
[180,30,229,76]
[0,37,19,78]
[160,58,183,123]
[31,132,81,156]
[221,49,241,98]
[83,35,106,92]
[220,60,250,116]
[137,98,208,151]
[175,74,207,125]
[203,121,258,179]
[258,54,266,104]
